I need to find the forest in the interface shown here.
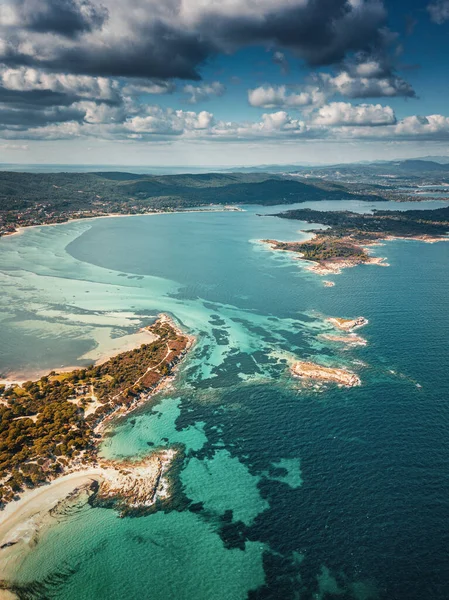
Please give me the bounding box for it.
[0,318,189,506]
[0,171,389,236]
[263,205,449,265]
[272,206,449,239]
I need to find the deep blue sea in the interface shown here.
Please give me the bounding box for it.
[0,200,448,600]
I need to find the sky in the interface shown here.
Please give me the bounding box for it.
[0,0,449,167]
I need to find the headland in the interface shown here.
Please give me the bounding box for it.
[261,206,449,276]
[0,314,193,584]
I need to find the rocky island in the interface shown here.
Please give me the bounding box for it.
[326,316,369,331]
[262,205,449,276]
[291,361,361,387]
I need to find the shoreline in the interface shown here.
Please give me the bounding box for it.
[0,315,194,588]
[1,206,243,239]
[0,327,159,385]
[0,449,175,586]
[0,469,105,583]
[261,230,449,278]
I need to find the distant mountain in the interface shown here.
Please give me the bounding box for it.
[0,171,384,213]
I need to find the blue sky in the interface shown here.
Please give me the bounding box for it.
[0,0,449,166]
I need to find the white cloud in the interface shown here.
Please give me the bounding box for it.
[182,82,226,104]
[121,81,176,96]
[2,98,449,145]
[394,114,449,137]
[322,70,415,98]
[125,107,215,136]
[248,85,325,109]
[313,102,396,126]
[0,66,120,102]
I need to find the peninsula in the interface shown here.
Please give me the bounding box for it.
[0,315,192,510]
[262,206,449,276]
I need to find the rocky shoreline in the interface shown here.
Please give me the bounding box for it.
[320,333,367,346]
[291,361,361,387]
[326,316,369,332]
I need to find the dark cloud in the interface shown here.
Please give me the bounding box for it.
[198,0,387,66]
[13,0,108,38]
[0,22,212,80]
[0,0,421,141]
[0,0,390,80]
[56,24,212,79]
[0,87,77,107]
[0,104,84,129]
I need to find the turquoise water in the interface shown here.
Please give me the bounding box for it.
[1,201,449,599]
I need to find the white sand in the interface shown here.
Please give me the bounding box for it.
[0,470,105,581]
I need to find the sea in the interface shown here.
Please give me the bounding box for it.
[0,199,448,600]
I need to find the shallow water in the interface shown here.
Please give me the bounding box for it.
[1,200,449,600]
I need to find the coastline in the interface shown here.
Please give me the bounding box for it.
[0,470,106,582]
[261,234,389,277]
[0,448,175,587]
[1,206,243,239]
[0,326,159,384]
[0,315,194,590]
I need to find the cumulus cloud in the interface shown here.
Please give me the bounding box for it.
[248,85,326,109]
[121,80,176,96]
[183,82,226,104]
[2,101,449,144]
[394,114,449,138]
[324,69,415,98]
[0,67,120,102]
[125,107,215,136]
[427,0,449,23]
[312,102,396,126]
[248,60,414,114]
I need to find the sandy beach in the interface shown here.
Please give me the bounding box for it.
[0,313,191,590]
[0,447,176,589]
[0,327,158,384]
[1,206,239,239]
[0,470,105,583]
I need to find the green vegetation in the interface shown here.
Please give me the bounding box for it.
[0,318,189,506]
[266,238,370,262]
[273,206,449,238]
[0,171,386,236]
[264,206,449,265]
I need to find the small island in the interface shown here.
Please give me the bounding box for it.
[0,315,192,510]
[291,361,361,387]
[326,317,369,331]
[262,205,449,276]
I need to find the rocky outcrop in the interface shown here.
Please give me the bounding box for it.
[326,316,368,332]
[291,361,361,387]
[95,450,175,514]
